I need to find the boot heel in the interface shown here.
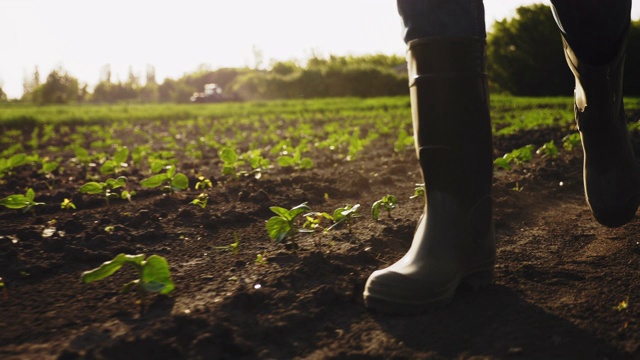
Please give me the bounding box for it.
[463,270,493,289]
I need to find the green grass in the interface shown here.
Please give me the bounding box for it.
[3,95,640,137]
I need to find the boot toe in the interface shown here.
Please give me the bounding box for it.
[363,269,456,314]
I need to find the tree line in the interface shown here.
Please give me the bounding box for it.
[4,4,640,104]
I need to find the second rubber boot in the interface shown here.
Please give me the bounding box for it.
[363,37,495,314]
[562,31,640,227]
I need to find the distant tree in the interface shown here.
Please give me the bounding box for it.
[145,64,157,85]
[21,66,41,102]
[0,86,7,102]
[487,4,572,96]
[38,67,80,104]
[157,78,193,103]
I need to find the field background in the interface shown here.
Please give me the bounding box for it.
[2,96,640,358]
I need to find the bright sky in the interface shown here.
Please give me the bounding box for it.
[1,0,639,99]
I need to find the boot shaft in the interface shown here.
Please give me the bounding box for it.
[407,37,493,203]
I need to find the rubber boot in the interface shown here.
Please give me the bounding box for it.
[363,37,495,314]
[562,31,640,227]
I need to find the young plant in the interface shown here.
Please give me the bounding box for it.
[213,232,240,255]
[0,188,45,215]
[100,146,129,175]
[219,147,244,179]
[410,184,425,199]
[304,204,361,233]
[277,148,314,170]
[266,202,313,244]
[140,165,189,193]
[61,198,76,210]
[372,194,398,221]
[255,252,268,265]
[81,253,175,313]
[394,128,414,153]
[493,144,535,170]
[536,140,558,159]
[195,176,213,190]
[190,193,208,209]
[562,133,581,152]
[79,176,128,206]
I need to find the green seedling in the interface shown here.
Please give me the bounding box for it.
[190,193,208,209]
[277,148,314,170]
[140,165,189,193]
[562,133,581,152]
[0,188,45,215]
[372,194,398,221]
[213,232,240,255]
[512,182,524,192]
[266,202,313,244]
[79,176,128,206]
[493,144,535,170]
[304,204,361,233]
[243,149,270,179]
[81,253,175,313]
[536,140,558,159]
[0,153,28,178]
[195,176,213,190]
[100,146,129,175]
[255,252,268,265]
[61,198,76,210]
[394,128,414,153]
[219,147,244,179]
[410,184,425,199]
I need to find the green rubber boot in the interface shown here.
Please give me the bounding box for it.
[562,31,640,228]
[363,37,495,314]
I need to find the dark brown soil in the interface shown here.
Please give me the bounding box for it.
[2,119,640,360]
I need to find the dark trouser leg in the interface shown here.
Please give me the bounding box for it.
[397,0,486,42]
[551,0,631,65]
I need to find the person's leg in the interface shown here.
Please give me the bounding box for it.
[551,0,631,65]
[397,0,486,42]
[363,0,495,314]
[551,0,640,227]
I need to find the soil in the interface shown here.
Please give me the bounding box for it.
[2,119,640,360]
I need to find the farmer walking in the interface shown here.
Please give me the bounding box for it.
[363,0,640,314]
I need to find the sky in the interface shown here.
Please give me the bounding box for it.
[1,0,639,99]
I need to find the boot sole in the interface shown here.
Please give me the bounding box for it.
[363,268,494,315]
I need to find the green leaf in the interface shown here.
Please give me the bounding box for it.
[371,200,382,221]
[220,147,238,164]
[222,165,236,176]
[0,194,29,209]
[171,173,189,190]
[289,203,311,220]
[42,161,59,173]
[140,173,169,188]
[266,216,290,241]
[277,156,295,167]
[166,165,176,178]
[114,147,129,164]
[79,182,105,194]
[25,188,36,202]
[100,160,116,175]
[493,157,511,170]
[80,254,144,283]
[269,206,290,218]
[9,153,27,168]
[142,255,175,295]
[299,158,314,169]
